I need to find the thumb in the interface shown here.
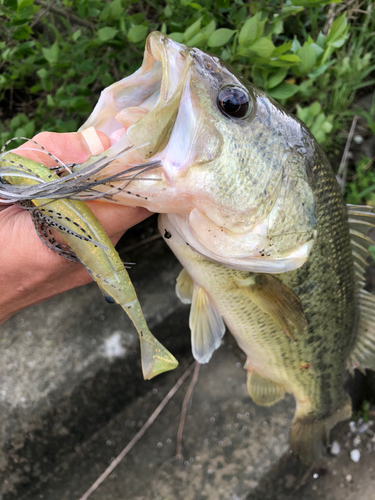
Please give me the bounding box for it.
[16,128,110,166]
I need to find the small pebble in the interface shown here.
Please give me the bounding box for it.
[330,441,341,455]
[349,421,356,432]
[350,449,361,463]
[346,474,352,482]
[358,423,370,434]
[353,436,361,447]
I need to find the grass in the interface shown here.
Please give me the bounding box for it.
[0,0,374,202]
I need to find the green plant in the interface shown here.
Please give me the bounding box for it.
[359,400,371,423]
[0,0,374,183]
[346,156,375,207]
[296,101,333,144]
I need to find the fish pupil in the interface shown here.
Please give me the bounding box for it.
[218,87,249,119]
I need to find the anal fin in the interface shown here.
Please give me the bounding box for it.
[247,369,285,406]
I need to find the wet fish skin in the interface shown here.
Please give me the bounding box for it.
[79,33,362,462]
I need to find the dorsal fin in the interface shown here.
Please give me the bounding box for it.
[347,205,375,373]
[349,289,375,373]
[347,204,375,288]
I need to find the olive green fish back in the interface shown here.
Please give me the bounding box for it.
[278,145,357,419]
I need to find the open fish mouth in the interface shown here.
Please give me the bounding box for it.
[80,32,193,160]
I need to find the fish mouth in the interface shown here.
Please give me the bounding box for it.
[79,32,192,160]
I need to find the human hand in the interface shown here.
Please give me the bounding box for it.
[0,130,151,324]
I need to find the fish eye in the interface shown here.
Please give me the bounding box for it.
[217,86,250,119]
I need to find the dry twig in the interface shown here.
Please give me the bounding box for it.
[34,0,95,30]
[176,361,201,458]
[78,362,196,500]
[337,115,358,193]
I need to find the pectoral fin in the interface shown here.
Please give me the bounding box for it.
[176,268,194,304]
[236,274,306,341]
[190,285,226,363]
[247,369,285,406]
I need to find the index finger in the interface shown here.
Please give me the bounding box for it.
[16,130,110,166]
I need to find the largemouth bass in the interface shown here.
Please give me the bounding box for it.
[77,32,375,463]
[2,32,375,464]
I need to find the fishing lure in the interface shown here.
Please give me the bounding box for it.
[0,144,178,380]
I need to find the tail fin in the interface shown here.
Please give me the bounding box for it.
[290,394,352,464]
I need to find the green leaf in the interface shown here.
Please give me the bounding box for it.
[267,68,288,89]
[98,27,118,42]
[331,38,347,48]
[297,44,316,74]
[184,18,201,42]
[12,24,32,40]
[307,59,335,78]
[238,16,258,47]
[282,5,304,15]
[316,32,327,48]
[273,41,292,56]
[248,37,275,58]
[17,0,40,20]
[256,18,266,39]
[72,29,81,41]
[278,54,301,62]
[296,104,309,123]
[309,42,324,59]
[99,0,123,22]
[291,37,301,53]
[189,3,203,9]
[46,95,55,107]
[164,5,172,17]
[181,0,191,5]
[42,42,59,66]
[272,18,284,36]
[169,32,184,43]
[327,13,347,43]
[267,82,299,100]
[127,25,148,44]
[207,28,236,48]
[100,73,114,87]
[37,68,48,80]
[187,20,215,47]
[309,102,321,116]
[4,0,17,9]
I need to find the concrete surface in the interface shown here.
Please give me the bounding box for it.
[1,218,375,500]
[0,235,190,497]
[23,344,295,500]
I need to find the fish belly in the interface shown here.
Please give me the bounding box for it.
[159,213,353,463]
